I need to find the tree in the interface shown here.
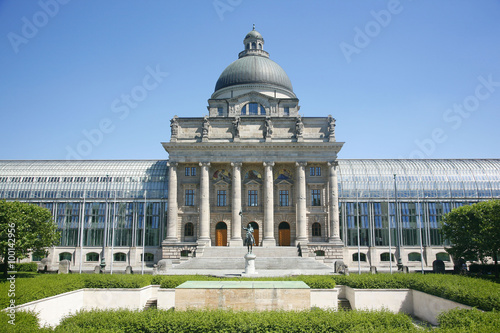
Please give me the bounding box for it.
[0,200,60,276]
[442,200,500,276]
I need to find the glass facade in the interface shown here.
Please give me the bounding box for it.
[0,160,168,249]
[337,159,500,248]
[0,159,499,252]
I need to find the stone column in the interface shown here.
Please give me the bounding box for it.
[296,162,308,244]
[230,162,243,246]
[262,161,276,247]
[198,162,211,246]
[166,162,178,242]
[328,161,342,244]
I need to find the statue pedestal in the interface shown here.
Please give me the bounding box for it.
[244,253,257,275]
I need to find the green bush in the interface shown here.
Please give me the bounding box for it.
[0,262,38,272]
[437,308,500,333]
[54,308,420,333]
[333,273,500,311]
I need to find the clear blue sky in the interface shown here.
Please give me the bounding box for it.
[1,0,499,160]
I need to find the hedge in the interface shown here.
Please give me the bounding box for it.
[0,262,38,272]
[53,308,420,333]
[1,273,498,311]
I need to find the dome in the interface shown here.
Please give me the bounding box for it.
[214,56,293,93]
[213,27,294,95]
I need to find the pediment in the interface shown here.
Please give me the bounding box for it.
[214,179,230,186]
[275,179,293,186]
[244,179,262,186]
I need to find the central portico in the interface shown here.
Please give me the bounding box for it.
[161,27,343,260]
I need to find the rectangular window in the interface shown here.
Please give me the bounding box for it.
[284,107,289,116]
[191,167,196,176]
[311,189,321,206]
[310,167,321,176]
[279,190,289,206]
[248,190,258,206]
[217,190,227,207]
[249,103,258,115]
[217,107,223,116]
[185,189,195,206]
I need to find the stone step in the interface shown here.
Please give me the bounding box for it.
[200,246,299,258]
[338,298,351,310]
[173,257,331,271]
[144,298,157,310]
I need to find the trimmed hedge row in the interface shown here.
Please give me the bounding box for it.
[8,308,499,332]
[335,273,500,311]
[1,273,498,311]
[53,308,419,333]
[0,262,38,272]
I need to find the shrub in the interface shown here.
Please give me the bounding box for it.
[437,308,500,332]
[0,262,38,272]
[54,308,420,333]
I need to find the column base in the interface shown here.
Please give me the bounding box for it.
[261,238,276,247]
[228,238,243,247]
[197,238,211,247]
[328,237,343,246]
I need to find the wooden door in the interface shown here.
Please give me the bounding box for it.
[278,222,290,246]
[248,222,259,246]
[215,222,227,246]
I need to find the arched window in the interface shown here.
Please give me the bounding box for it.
[408,252,422,261]
[181,250,191,257]
[436,252,450,261]
[352,252,366,262]
[86,252,99,262]
[184,223,194,237]
[314,250,325,256]
[241,103,265,116]
[246,43,250,50]
[380,252,394,262]
[252,42,256,49]
[114,252,127,262]
[141,253,154,262]
[312,223,321,237]
[59,252,72,261]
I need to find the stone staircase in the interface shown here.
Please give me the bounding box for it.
[168,246,334,276]
[338,298,351,310]
[144,298,157,310]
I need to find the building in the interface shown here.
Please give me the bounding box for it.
[1,27,499,272]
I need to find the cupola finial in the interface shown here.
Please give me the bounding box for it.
[253,23,255,30]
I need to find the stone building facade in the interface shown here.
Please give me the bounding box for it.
[161,27,344,259]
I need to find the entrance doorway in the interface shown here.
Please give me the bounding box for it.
[215,222,227,246]
[278,222,290,246]
[248,222,259,246]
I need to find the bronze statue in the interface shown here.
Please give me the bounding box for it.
[243,225,256,254]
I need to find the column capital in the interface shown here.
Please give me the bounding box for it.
[231,162,243,168]
[199,162,211,167]
[263,161,275,168]
[295,162,307,168]
[166,162,178,168]
[327,161,339,168]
